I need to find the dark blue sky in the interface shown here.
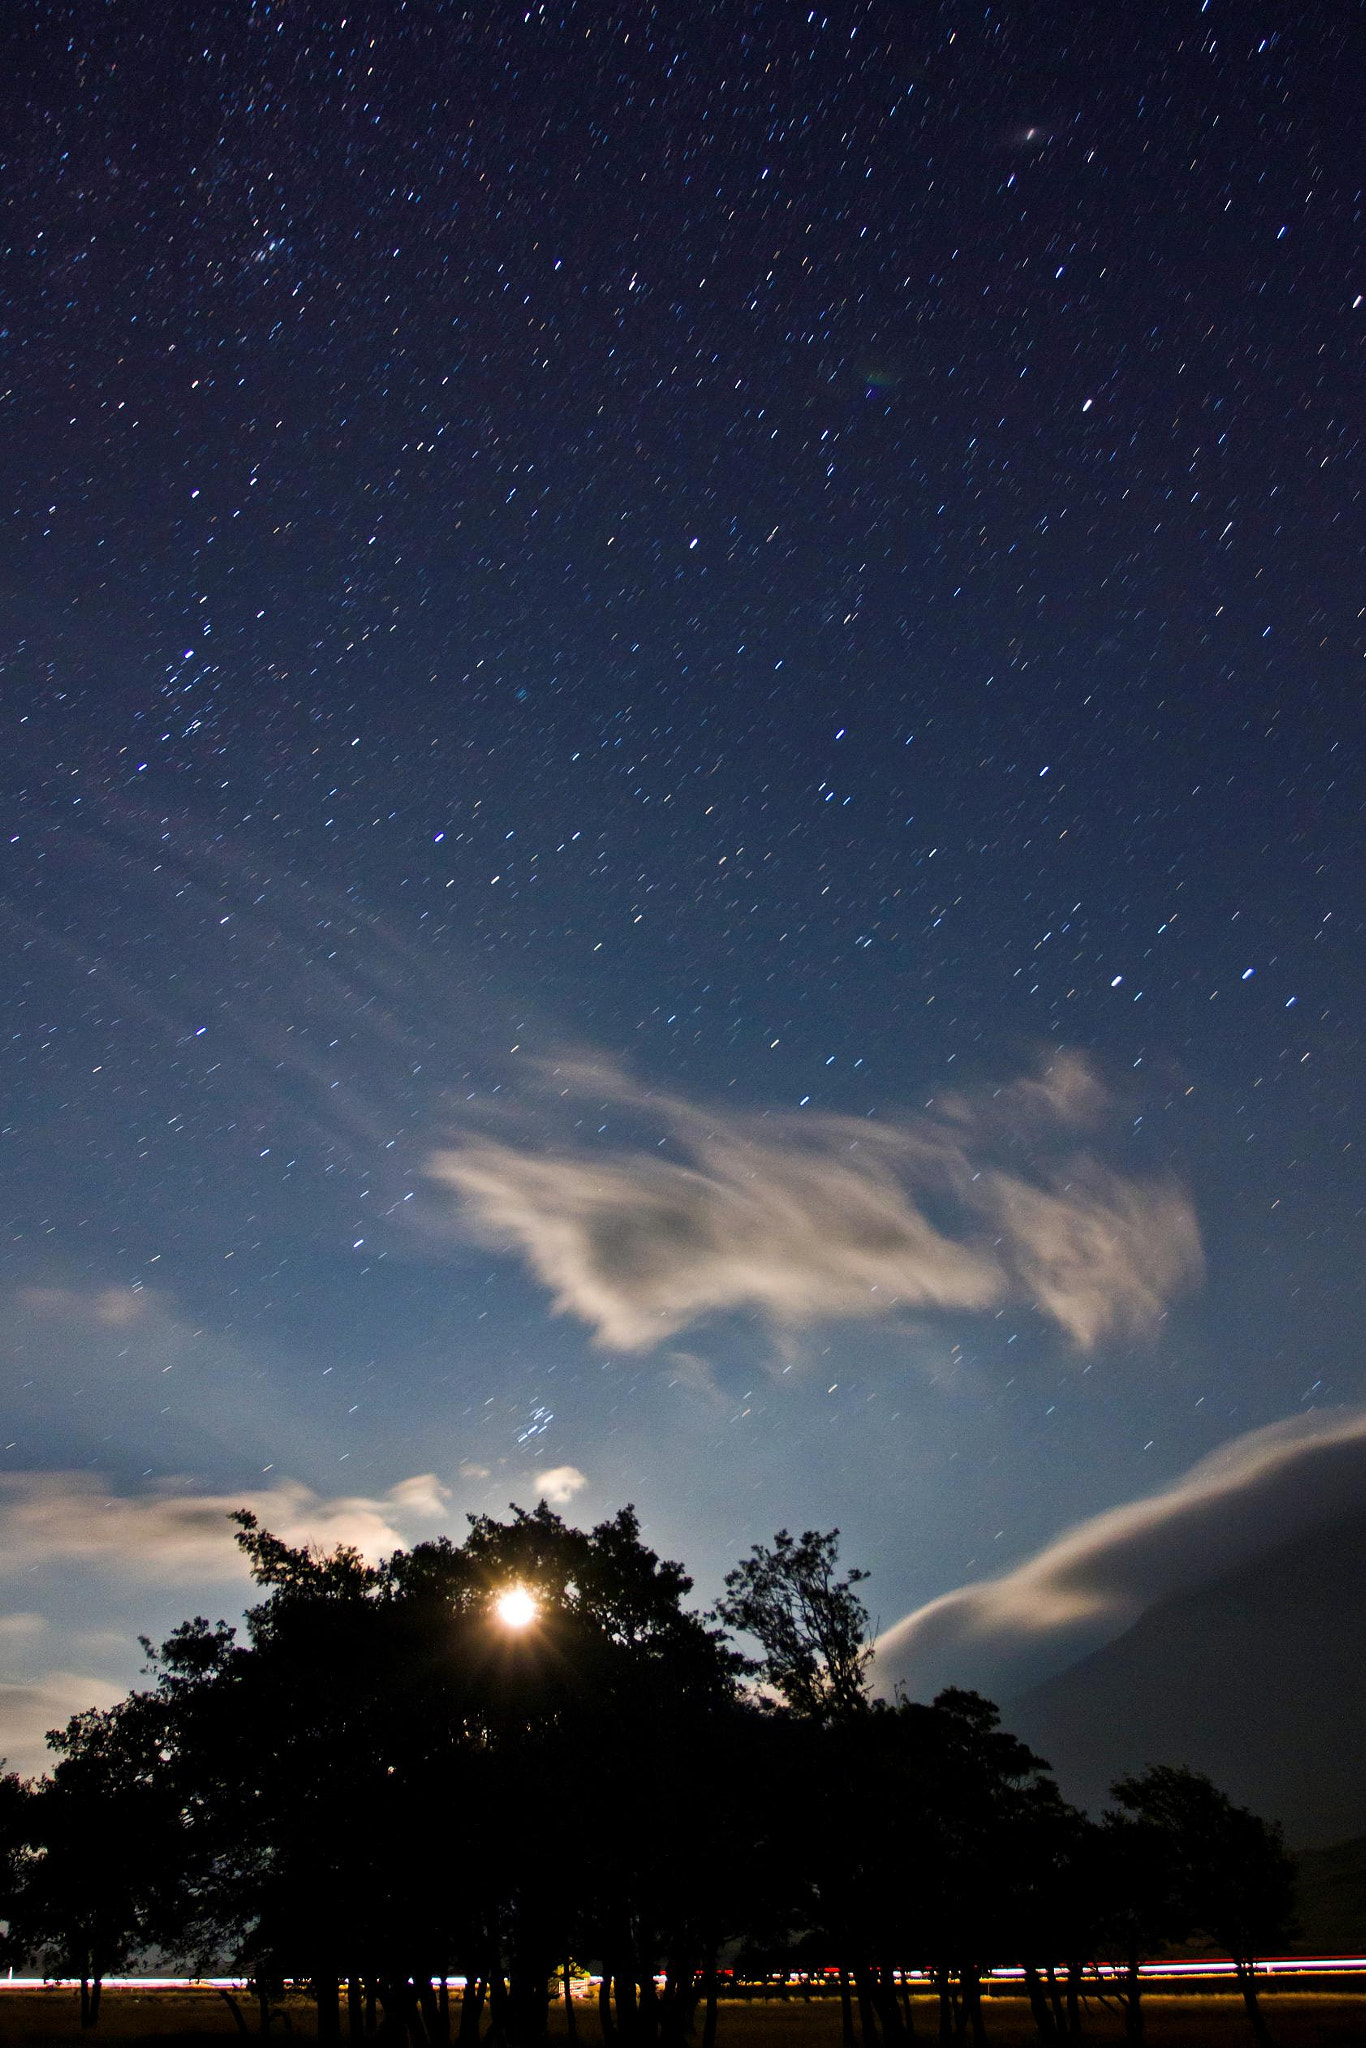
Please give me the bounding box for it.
[1,0,1363,1765]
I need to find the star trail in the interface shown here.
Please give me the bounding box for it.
[1,0,1362,1769]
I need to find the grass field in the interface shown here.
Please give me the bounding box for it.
[2,1988,1365,2048]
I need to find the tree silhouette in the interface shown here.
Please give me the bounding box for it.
[0,1508,1300,2048]
[1109,1765,1296,2047]
[0,1769,34,1972]
[906,1689,1061,2046]
[130,1501,744,2048]
[11,1695,175,2027]
[717,1528,883,2045]
[718,1528,873,1720]
[1035,1809,1110,2038]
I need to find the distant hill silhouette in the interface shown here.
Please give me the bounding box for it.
[1292,1836,1366,1954]
[1008,1511,1366,1852]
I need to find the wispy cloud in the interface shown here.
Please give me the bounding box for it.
[0,1672,126,1779]
[0,1470,456,1584]
[429,1054,1201,1352]
[18,1285,150,1329]
[875,1407,1366,1701]
[0,1614,48,1642]
[0,1462,591,1776]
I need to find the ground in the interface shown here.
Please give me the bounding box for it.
[1,1989,1365,2048]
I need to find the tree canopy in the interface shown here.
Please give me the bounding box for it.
[0,1510,1295,2048]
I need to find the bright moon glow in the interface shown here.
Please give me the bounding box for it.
[493,1585,539,1630]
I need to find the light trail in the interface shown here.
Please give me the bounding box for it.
[3,1959,1366,1991]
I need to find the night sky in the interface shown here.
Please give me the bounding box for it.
[3,0,1364,1771]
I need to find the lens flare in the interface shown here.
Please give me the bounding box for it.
[493,1585,539,1630]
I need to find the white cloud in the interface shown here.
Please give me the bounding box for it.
[384,1473,452,1519]
[0,1463,590,1779]
[0,1470,455,1584]
[0,1614,48,1642]
[18,1284,151,1329]
[875,1407,1366,1702]
[534,1464,588,1506]
[0,1671,126,1780]
[430,1055,1200,1353]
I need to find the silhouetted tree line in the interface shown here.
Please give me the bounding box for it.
[0,1507,1294,2048]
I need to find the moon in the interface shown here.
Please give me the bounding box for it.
[493,1585,540,1630]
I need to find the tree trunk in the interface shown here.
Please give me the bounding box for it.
[959,1968,985,2048]
[219,1991,252,2037]
[376,1980,407,2048]
[416,1979,441,2047]
[1042,1968,1066,2039]
[347,1981,364,2043]
[458,1979,485,2048]
[485,1971,510,2048]
[561,1961,578,2046]
[838,1967,858,2048]
[932,1970,955,2045]
[659,1963,694,2048]
[1235,1963,1275,2048]
[872,1966,904,2043]
[437,1981,450,2048]
[510,1945,553,2047]
[853,1965,881,2048]
[1121,1949,1142,2044]
[317,1976,341,2042]
[599,1973,618,2048]
[638,1965,660,2047]
[898,1968,915,2039]
[702,1949,719,2048]
[1064,1963,1082,2039]
[1023,1965,1055,2042]
[615,1962,639,2047]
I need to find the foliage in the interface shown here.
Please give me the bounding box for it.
[3,1515,1295,2048]
[716,1527,872,1721]
[1106,1765,1296,2045]
[6,1694,178,2026]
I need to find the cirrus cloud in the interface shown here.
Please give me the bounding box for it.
[0,1469,456,1585]
[429,1054,1201,1353]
